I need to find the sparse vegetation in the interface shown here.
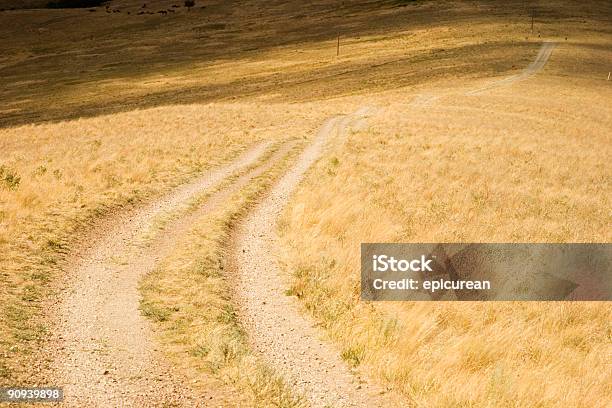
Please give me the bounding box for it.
[393,0,418,7]
[0,165,20,190]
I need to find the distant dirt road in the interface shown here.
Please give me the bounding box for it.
[466,42,556,95]
[232,109,399,408]
[50,141,280,407]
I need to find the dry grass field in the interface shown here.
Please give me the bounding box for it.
[280,88,611,407]
[0,0,610,406]
[279,27,612,408]
[4,0,608,127]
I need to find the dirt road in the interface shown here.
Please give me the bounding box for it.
[46,108,397,407]
[46,41,556,407]
[48,110,394,407]
[466,42,556,95]
[232,109,399,408]
[50,141,279,407]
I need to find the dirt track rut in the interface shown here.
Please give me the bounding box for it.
[232,110,399,408]
[466,41,556,95]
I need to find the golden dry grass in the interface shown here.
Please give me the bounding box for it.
[3,0,609,126]
[279,54,611,407]
[1,0,610,405]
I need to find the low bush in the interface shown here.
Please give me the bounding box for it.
[0,165,20,190]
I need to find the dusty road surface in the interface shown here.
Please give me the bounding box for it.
[409,42,556,105]
[232,110,400,408]
[407,42,557,108]
[50,141,282,407]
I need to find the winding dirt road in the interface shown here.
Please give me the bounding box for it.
[466,41,556,95]
[232,110,399,408]
[46,41,556,407]
[410,42,557,105]
[48,111,397,407]
[50,141,284,407]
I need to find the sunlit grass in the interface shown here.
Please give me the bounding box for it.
[279,75,611,406]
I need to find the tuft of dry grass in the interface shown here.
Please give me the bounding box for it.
[279,59,611,406]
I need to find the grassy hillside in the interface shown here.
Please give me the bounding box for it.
[0,0,610,405]
[1,0,610,127]
[0,1,48,9]
[276,3,611,406]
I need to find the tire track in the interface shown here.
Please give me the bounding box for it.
[408,42,556,104]
[49,140,290,407]
[232,111,399,408]
[466,42,556,95]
